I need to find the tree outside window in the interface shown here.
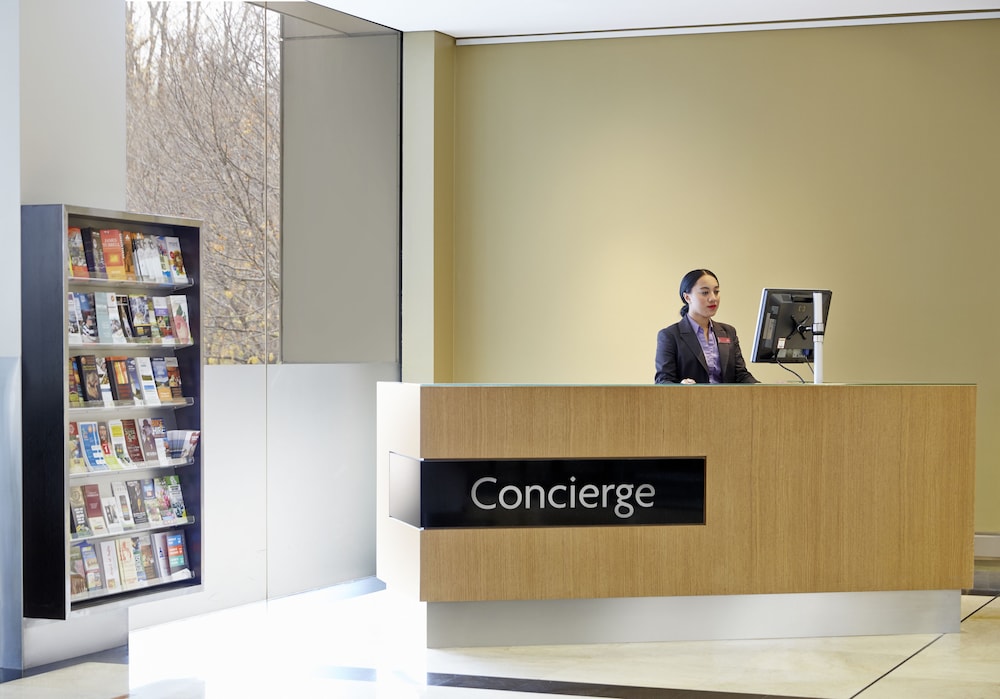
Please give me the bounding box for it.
[126,2,281,364]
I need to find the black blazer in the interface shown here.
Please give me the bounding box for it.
[655,318,758,384]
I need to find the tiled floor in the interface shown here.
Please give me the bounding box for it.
[3,567,1000,699]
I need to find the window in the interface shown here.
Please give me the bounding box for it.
[126,2,280,364]
[127,2,400,366]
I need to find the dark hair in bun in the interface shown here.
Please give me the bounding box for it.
[678,269,718,317]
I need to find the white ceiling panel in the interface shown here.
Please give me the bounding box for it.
[304,0,1000,39]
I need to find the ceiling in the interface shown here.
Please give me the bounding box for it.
[301,1,999,41]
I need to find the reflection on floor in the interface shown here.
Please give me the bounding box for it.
[3,562,999,699]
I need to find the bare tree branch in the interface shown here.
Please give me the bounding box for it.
[126,2,281,364]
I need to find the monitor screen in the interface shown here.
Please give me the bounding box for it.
[751,288,832,364]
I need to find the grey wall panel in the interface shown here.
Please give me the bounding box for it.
[281,27,401,364]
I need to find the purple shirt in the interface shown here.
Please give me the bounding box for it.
[686,314,721,383]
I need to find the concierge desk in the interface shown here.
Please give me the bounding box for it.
[376,382,976,647]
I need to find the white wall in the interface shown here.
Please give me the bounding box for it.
[263,14,402,599]
[264,363,396,597]
[19,0,125,209]
[131,366,269,629]
[130,362,396,625]
[17,0,130,668]
[15,2,398,669]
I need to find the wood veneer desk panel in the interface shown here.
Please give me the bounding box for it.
[375,383,975,603]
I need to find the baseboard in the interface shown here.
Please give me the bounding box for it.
[975,532,1000,558]
[425,590,960,647]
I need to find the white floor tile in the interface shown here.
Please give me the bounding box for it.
[2,588,997,699]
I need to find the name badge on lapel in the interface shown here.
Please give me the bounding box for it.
[718,337,731,344]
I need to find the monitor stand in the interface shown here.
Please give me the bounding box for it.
[813,291,826,384]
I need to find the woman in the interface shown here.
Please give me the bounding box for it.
[654,269,758,385]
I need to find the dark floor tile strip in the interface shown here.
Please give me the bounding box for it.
[428,672,821,698]
[847,634,944,699]
[961,595,997,622]
[316,666,819,699]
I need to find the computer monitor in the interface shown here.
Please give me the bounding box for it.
[750,288,832,364]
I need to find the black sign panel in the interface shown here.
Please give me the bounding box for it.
[389,453,705,529]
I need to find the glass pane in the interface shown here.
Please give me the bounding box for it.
[125,2,281,364]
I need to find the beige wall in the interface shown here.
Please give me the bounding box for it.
[402,32,455,383]
[441,20,1000,530]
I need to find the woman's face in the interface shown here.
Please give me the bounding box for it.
[684,274,720,321]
